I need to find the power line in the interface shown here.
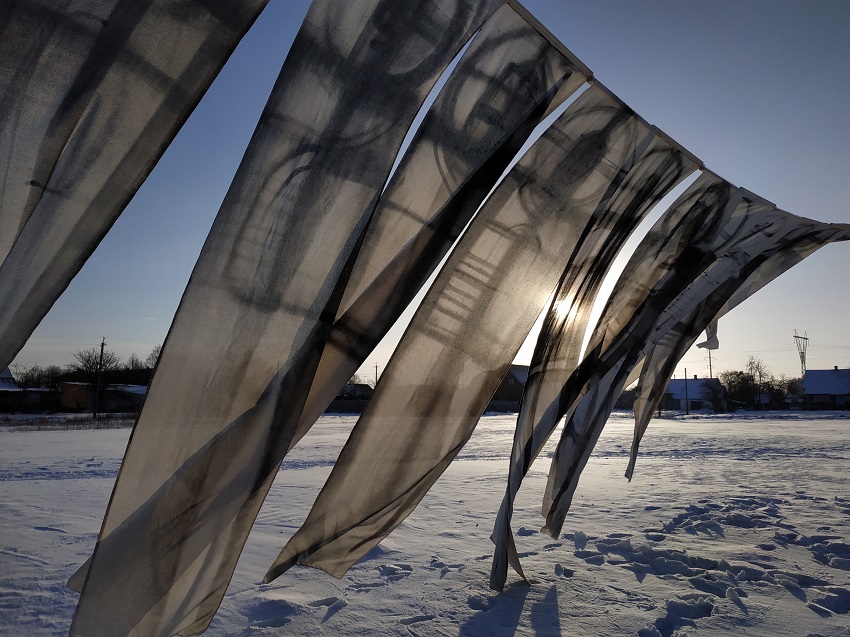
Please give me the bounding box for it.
[793,330,808,376]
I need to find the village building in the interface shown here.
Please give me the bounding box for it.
[487,365,529,412]
[660,376,726,413]
[802,366,850,410]
[0,367,17,390]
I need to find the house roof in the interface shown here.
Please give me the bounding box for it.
[0,367,17,390]
[665,377,721,399]
[803,368,850,395]
[508,364,529,385]
[113,384,149,395]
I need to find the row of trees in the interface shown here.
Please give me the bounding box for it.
[12,350,799,411]
[11,344,161,390]
[718,355,802,409]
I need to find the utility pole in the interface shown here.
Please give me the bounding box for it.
[93,337,105,419]
[374,362,379,387]
[793,330,808,377]
[707,350,713,379]
[684,367,690,415]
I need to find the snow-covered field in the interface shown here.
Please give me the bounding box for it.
[2,412,849,636]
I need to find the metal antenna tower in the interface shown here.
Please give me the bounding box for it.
[793,330,808,376]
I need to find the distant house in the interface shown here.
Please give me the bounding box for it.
[326,382,374,413]
[58,382,147,413]
[0,367,17,390]
[660,376,725,413]
[1,367,63,412]
[487,365,529,412]
[802,367,850,410]
[336,382,373,401]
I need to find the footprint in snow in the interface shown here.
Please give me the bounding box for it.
[429,557,465,578]
[308,596,348,622]
[554,563,574,578]
[245,598,298,628]
[640,596,714,637]
[806,538,850,570]
[467,594,495,611]
[378,563,413,582]
[348,581,384,592]
[809,587,850,615]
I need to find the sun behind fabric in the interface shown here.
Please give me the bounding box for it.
[1,1,847,636]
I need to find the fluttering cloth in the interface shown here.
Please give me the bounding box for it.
[0,0,270,369]
[490,171,849,585]
[540,187,850,537]
[626,214,850,479]
[290,1,589,455]
[696,321,720,350]
[1,0,839,633]
[268,84,664,580]
[69,1,500,634]
[489,129,700,590]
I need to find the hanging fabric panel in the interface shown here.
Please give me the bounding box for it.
[293,1,589,446]
[696,321,720,349]
[69,2,496,635]
[0,0,270,369]
[542,195,850,538]
[489,129,700,590]
[178,6,589,623]
[627,215,850,477]
[538,182,759,535]
[266,85,650,582]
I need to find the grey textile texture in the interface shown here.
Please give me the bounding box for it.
[69,1,498,635]
[267,85,655,581]
[292,1,588,449]
[489,130,700,590]
[5,0,840,631]
[696,320,719,349]
[0,0,269,369]
[626,215,850,479]
[540,182,850,537]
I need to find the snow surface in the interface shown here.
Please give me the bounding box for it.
[2,412,850,636]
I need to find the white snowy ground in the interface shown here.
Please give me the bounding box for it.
[2,411,850,637]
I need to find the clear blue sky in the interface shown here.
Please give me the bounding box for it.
[13,0,849,382]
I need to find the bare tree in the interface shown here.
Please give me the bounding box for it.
[72,347,122,389]
[702,381,726,413]
[39,365,63,390]
[10,363,65,390]
[745,356,769,392]
[719,369,756,407]
[125,353,146,371]
[145,344,162,369]
[10,363,40,389]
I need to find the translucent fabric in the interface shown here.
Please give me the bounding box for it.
[696,320,719,349]
[293,2,589,449]
[539,179,759,534]
[488,129,699,590]
[69,1,498,635]
[0,0,269,369]
[266,85,651,581]
[541,185,850,536]
[12,0,841,630]
[627,214,850,478]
